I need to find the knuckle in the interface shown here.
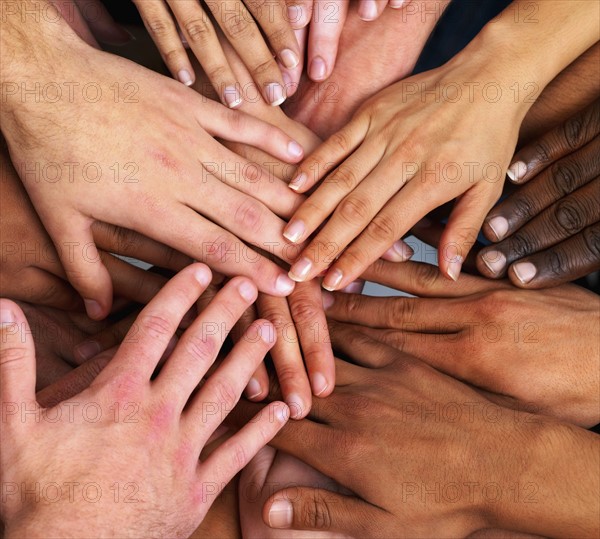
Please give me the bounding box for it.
[508,232,538,258]
[554,199,586,235]
[203,234,237,264]
[290,301,319,325]
[337,196,371,225]
[146,17,175,38]
[562,114,588,150]
[546,249,571,277]
[390,298,415,323]
[301,492,332,530]
[205,64,229,82]
[212,378,239,408]
[582,224,600,261]
[234,199,265,231]
[184,17,213,43]
[550,158,581,196]
[0,346,28,367]
[251,58,275,78]
[328,165,358,192]
[223,14,253,39]
[139,313,174,339]
[184,333,217,364]
[533,140,553,165]
[511,195,536,222]
[410,262,441,290]
[366,214,397,242]
[266,26,290,46]
[329,132,351,153]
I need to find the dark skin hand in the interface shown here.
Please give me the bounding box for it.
[478,100,600,288]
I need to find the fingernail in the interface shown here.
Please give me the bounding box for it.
[238,280,257,302]
[384,241,414,262]
[178,69,193,87]
[273,402,290,423]
[506,161,527,183]
[280,49,299,69]
[84,299,103,319]
[286,393,306,419]
[322,290,334,309]
[358,0,379,20]
[287,4,305,27]
[75,341,101,362]
[266,83,286,106]
[224,86,243,108]
[193,266,212,286]
[289,172,307,192]
[283,220,305,243]
[487,216,509,241]
[513,262,537,284]
[0,307,15,326]
[289,257,313,282]
[309,56,327,81]
[275,274,296,295]
[268,499,293,529]
[389,0,406,7]
[481,250,507,275]
[322,269,343,291]
[447,257,463,282]
[341,280,365,294]
[245,378,262,400]
[287,140,304,160]
[311,372,329,396]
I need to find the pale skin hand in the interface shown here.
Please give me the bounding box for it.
[323,259,600,428]
[283,0,600,291]
[232,334,600,538]
[0,1,308,321]
[0,264,289,538]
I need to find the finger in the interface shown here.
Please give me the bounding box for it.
[307,0,349,81]
[508,222,600,288]
[264,487,382,535]
[96,263,212,382]
[205,0,287,106]
[245,361,270,401]
[288,280,335,398]
[157,277,260,408]
[257,294,311,419]
[0,299,37,411]
[479,178,600,278]
[198,401,289,493]
[358,0,388,21]
[507,99,600,183]
[239,445,277,493]
[168,0,243,107]
[485,137,600,242]
[285,0,313,29]
[132,0,196,85]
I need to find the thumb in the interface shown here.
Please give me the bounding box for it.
[0,299,37,409]
[263,487,379,536]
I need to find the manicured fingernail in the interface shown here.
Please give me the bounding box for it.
[238,280,257,302]
[193,266,211,286]
[389,0,406,7]
[322,269,343,291]
[287,4,304,27]
[289,257,313,281]
[178,69,193,86]
[481,250,507,275]
[0,307,15,326]
[268,499,293,528]
[275,274,296,294]
[287,140,304,160]
[245,378,262,400]
[75,340,101,362]
[280,49,299,69]
[322,290,334,309]
[506,161,527,183]
[266,83,286,106]
[84,299,103,319]
[286,393,306,419]
[487,216,509,241]
[447,257,463,282]
[341,280,365,294]
[289,172,307,191]
[309,56,327,81]
[513,262,537,284]
[273,402,290,423]
[283,220,305,243]
[385,241,414,262]
[359,0,379,20]
[224,86,242,108]
[311,372,329,396]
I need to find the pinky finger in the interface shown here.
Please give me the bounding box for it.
[508,223,600,289]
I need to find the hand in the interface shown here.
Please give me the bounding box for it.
[0,263,289,538]
[478,100,600,288]
[132,0,300,106]
[1,7,305,319]
[323,259,600,427]
[239,331,600,538]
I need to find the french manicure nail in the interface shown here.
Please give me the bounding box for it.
[75,340,101,362]
[245,378,262,400]
[287,140,304,160]
[224,86,243,108]
[389,0,406,7]
[289,257,313,281]
[268,499,293,528]
[178,69,193,86]
[266,82,286,106]
[289,172,307,192]
[273,402,289,423]
[309,56,327,81]
[193,266,211,286]
[283,220,306,243]
[238,280,257,302]
[280,48,299,69]
[275,274,296,295]
[286,393,306,419]
[84,299,103,319]
[513,262,537,284]
[447,257,463,282]
[358,0,379,20]
[506,161,527,182]
[322,290,334,309]
[0,307,15,326]
[386,241,415,262]
[487,216,509,241]
[481,250,507,275]
[287,4,304,27]
[311,372,329,396]
[322,269,343,291]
